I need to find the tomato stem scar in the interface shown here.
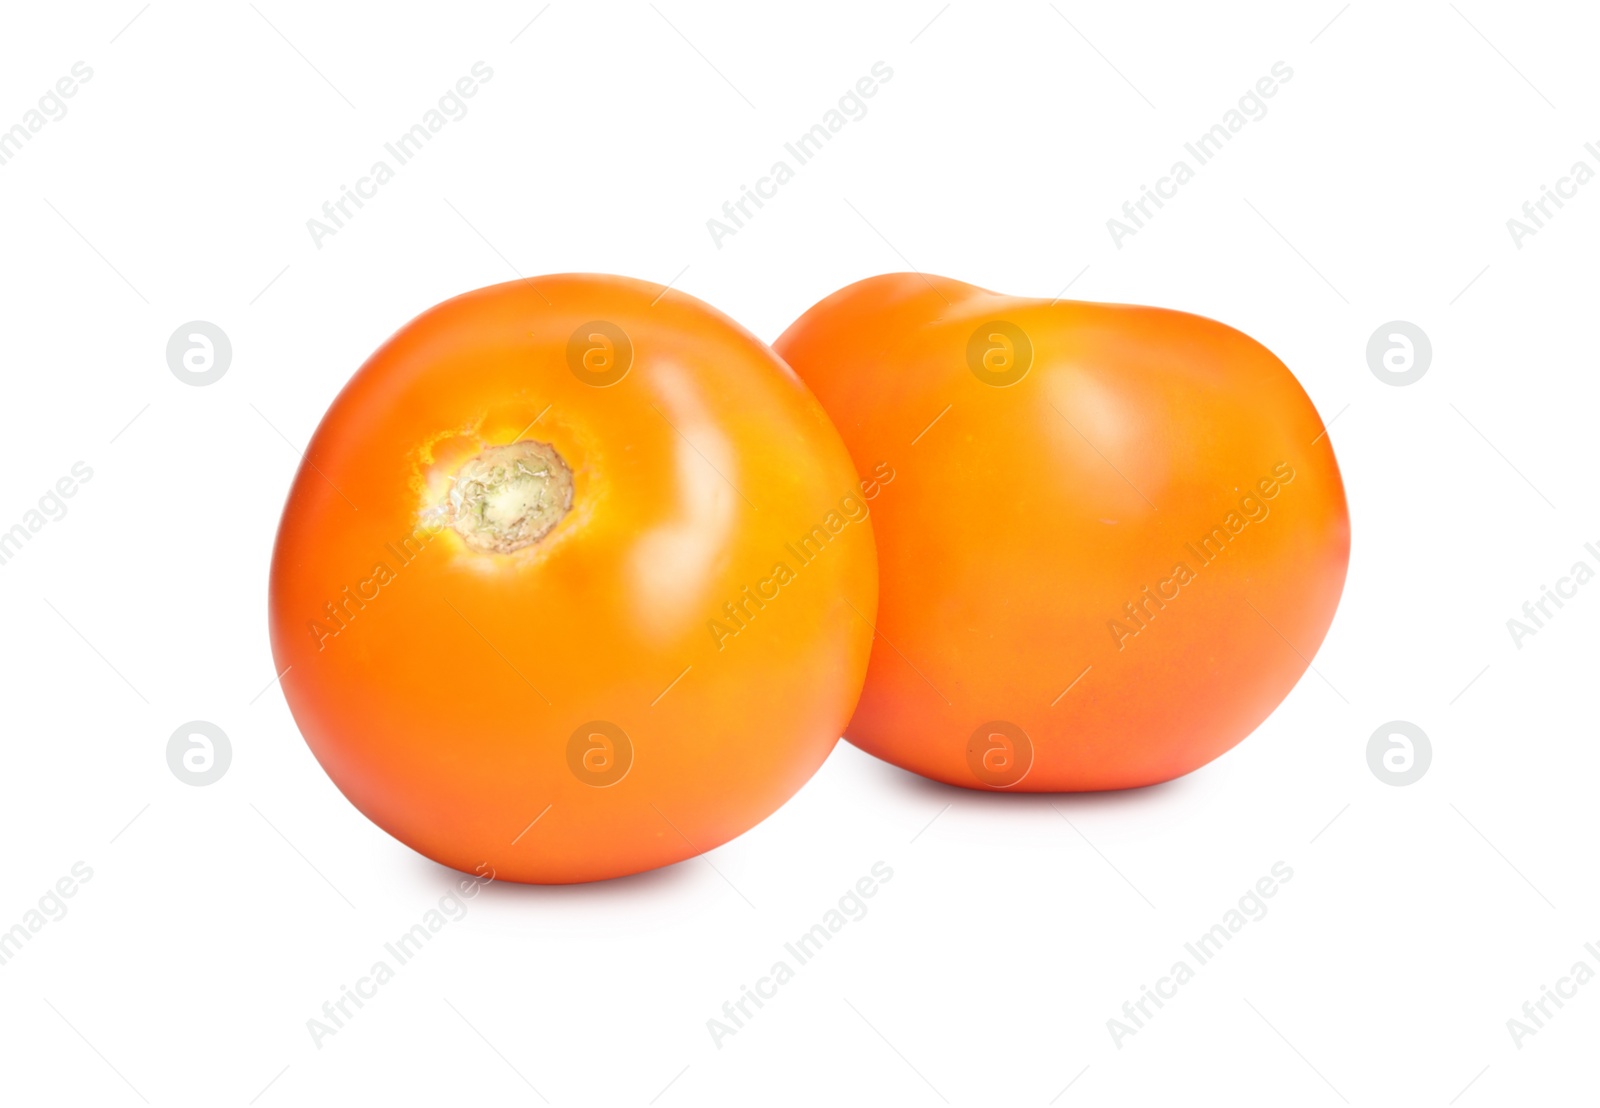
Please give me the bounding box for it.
[448,441,573,553]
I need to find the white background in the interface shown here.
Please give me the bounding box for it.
[0,1,1594,1104]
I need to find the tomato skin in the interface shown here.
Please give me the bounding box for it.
[774,273,1350,791]
[268,275,876,883]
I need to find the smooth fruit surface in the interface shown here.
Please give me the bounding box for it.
[269,275,877,882]
[774,273,1349,791]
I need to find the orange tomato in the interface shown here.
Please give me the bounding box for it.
[268,275,877,883]
[774,273,1349,791]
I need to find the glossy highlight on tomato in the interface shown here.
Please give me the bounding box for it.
[268,275,877,883]
[774,273,1350,791]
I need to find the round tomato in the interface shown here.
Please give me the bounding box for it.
[268,275,876,883]
[774,273,1349,791]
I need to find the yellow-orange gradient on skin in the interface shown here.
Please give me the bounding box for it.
[774,273,1350,792]
[269,275,877,882]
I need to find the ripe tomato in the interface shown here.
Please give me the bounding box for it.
[774,274,1349,791]
[268,275,876,883]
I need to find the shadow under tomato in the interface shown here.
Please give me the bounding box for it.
[405,848,717,902]
[857,744,1206,815]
